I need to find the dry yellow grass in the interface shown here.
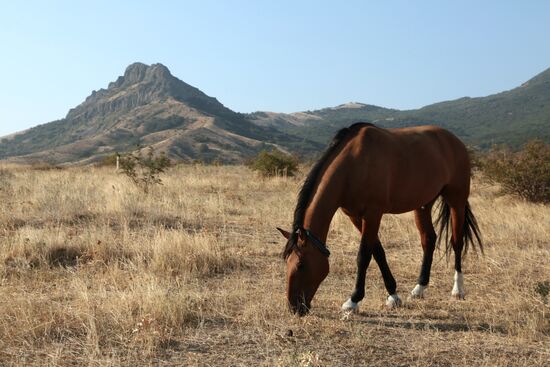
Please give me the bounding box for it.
[0,164,548,366]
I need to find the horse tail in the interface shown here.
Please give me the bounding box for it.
[435,199,483,257]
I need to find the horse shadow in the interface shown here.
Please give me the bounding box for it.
[333,311,507,334]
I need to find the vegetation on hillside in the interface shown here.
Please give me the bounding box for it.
[2,65,549,165]
[0,62,322,164]
[263,68,550,149]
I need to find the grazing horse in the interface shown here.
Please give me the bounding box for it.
[277,123,482,316]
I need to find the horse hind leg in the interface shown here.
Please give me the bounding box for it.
[449,204,466,299]
[410,202,437,299]
[441,187,468,300]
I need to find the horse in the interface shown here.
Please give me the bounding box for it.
[277,122,482,316]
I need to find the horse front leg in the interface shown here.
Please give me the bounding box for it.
[342,214,401,311]
[341,237,373,312]
[372,240,401,308]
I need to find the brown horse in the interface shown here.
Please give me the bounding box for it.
[277,123,482,316]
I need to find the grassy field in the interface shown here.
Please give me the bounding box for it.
[0,164,548,366]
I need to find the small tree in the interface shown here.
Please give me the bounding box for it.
[482,140,549,203]
[119,146,171,193]
[247,150,299,177]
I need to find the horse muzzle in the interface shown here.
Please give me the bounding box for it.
[288,298,311,316]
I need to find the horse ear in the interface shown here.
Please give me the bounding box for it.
[276,227,291,239]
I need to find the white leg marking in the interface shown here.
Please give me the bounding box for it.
[341,298,359,312]
[451,271,465,299]
[386,294,402,308]
[410,284,427,299]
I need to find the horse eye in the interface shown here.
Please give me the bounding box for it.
[297,262,305,271]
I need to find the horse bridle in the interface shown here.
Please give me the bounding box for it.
[297,227,331,257]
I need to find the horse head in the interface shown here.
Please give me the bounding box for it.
[277,227,329,316]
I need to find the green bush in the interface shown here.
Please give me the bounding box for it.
[119,146,171,193]
[482,140,550,203]
[247,150,298,177]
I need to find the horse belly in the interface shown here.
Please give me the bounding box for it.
[386,189,440,214]
[386,169,446,214]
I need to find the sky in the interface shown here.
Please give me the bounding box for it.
[1,0,549,137]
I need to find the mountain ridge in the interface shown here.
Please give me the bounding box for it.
[0,63,322,164]
[249,67,550,148]
[1,63,548,164]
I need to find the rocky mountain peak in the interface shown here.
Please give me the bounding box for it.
[108,62,173,89]
[121,62,148,85]
[65,62,226,122]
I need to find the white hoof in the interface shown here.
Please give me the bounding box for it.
[341,298,359,312]
[451,271,465,300]
[451,291,465,300]
[410,284,426,299]
[386,294,402,308]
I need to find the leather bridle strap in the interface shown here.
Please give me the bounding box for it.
[297,227,331,257]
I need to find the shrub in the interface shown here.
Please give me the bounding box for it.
[119,146,171,193]
[467,146,483,172]
[97,153,119,167]
[481,140,550,203]
[247,150,298,177]
[29,162,64,171]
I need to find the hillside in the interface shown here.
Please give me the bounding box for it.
[249,68,550,148]
[1,64,548,165]
[0,63,321,164]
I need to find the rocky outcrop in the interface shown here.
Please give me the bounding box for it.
[65,63,230,124]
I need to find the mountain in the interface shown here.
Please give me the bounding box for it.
[248,68,550,148]
[1,64,548,165]
[0,63,321,164]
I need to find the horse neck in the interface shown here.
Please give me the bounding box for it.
[302,172,343,243]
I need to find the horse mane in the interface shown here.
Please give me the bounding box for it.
[282,122,373,259]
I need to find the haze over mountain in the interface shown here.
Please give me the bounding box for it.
[1,63,548,164]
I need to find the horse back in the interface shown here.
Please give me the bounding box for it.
[341,125,470,214]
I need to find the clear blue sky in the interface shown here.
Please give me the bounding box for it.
[1,0,549,136]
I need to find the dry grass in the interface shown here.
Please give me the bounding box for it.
[0,164,548,366]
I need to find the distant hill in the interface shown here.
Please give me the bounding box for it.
[1,64,548,165]
[0,63,321,164]
[248,68,550,148]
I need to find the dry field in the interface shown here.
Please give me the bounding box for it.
[0,164,548,366]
